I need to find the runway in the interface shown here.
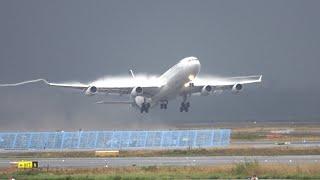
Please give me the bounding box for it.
[1,155,320,168]
[232,140,320,148]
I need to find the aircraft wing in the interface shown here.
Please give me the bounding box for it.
[47,80,160,97]
[94,86,159,97]
[188,75,262,94]
[47,82,89,90]
[0,78,161,97]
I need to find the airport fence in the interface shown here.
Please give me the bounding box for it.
[0,129,231,150]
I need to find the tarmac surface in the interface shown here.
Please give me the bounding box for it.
[1,155,320,168]
[232,140,320,148]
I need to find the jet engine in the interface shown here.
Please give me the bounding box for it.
[134,96,145,107]
[232,84,243,93]
[85,86,97,96]
[201,85,212,96]
[131,86,143,97]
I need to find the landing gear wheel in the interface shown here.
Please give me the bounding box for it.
[160,101,168,110]
[179,102,190,112]
[140,104,145,113]
[140,103,150,113]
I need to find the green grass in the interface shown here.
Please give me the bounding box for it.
[231,132,266,140]
[2,146,320,159]
[2,162,320,179]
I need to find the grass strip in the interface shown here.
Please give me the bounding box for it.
[1,146,320,158]
[1,162,320,179]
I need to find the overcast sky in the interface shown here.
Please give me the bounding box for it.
[0,0,319,131]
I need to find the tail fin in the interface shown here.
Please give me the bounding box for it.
[128,69,135,79]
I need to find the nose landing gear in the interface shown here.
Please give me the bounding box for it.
[160,100,168,110]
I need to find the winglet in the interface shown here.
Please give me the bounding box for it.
[259,75,263,82]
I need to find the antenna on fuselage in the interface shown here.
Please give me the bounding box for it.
[128,69,135,79]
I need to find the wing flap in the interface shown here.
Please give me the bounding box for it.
[48,82,88,90]
[96,100,133,104]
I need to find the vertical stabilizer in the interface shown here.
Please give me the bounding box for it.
[129,69,135,79]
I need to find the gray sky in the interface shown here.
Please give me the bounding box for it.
[0,0,319,130]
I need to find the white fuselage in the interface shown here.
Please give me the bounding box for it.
[146,57,201,107]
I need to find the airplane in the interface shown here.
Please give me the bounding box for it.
[0,56,262,113]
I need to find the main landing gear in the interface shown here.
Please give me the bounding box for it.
[140,102,150,113]
[180,102,190,112]
[180,95,190,112]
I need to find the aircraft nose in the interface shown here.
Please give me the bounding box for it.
[180,56,201,72]
[192,58,200,68]
[194,58,200,65]
[189,58,201,75]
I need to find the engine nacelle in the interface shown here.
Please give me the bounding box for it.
[131,86,143,97]
[134,96,145,107]
[201,85,212,96]
[85,86,97,96]
[232,84,243,93]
